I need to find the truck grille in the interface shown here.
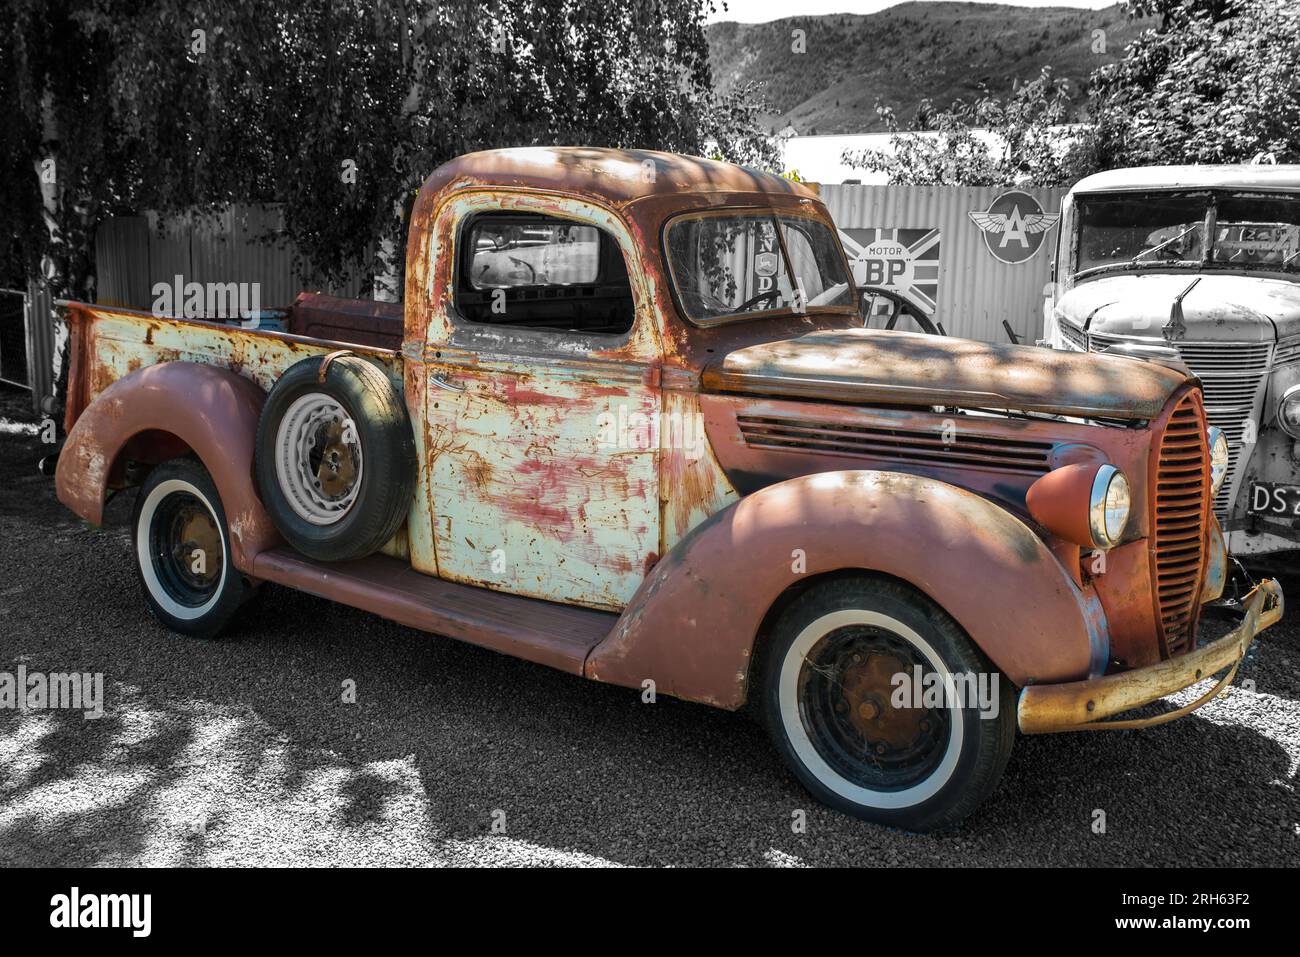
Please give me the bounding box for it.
[736,415,1053,475]
[1151,392,1210,657]
[1090,333,1270,519]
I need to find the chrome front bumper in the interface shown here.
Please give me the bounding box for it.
[1017,579,1283,733]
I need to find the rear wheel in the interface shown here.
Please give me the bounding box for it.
[132,459,246,638]
[761,576,1015,831]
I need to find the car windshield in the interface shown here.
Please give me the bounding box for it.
[1075,191,1300,277]
[665,212,855,323]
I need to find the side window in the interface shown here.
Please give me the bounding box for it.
[455,212,635,335]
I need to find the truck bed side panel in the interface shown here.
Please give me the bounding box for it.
[61,303,410,562]
[67,305,402,412]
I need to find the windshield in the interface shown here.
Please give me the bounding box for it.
[665,212,855,323]
[1075,191,1300,278]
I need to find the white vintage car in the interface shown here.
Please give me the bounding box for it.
[1045,164,1300,559]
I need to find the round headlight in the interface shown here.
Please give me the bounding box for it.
[1089,465,1131,548]
[1207,426,1229,496]
[1278,385,1300,438]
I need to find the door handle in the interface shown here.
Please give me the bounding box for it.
[431,374,465,393]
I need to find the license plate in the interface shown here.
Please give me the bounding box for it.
[1248,483,1300,517]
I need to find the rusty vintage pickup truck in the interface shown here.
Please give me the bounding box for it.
[52,148,1282,830]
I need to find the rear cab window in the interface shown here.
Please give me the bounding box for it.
[455,212,634,335]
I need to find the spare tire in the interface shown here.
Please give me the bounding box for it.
[255,353,415,562]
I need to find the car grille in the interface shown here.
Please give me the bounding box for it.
[1057,318,1087,350]
[1089,332,1271,519]
[736,415,1053,475]
[1273,335,1300,366]
[1151,392,1210,657]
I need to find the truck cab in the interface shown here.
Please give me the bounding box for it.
[1045,165,1300,559]
[52,148,1281,831]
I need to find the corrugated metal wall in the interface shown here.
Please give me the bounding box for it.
[4,205,369,416]
[24,280,56,415]
[821,184,1068,344]
[95,205,369,311]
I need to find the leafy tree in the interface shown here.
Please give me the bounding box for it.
[842,68,1077,187]
[1,0,778,300]
[1123,0,1235,30]
[1085,0,1300,169]
[843,0,1300,186]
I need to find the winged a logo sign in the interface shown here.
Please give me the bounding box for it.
[968,190,1059,264]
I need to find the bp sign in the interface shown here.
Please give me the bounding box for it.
[967,190,1060,265]
[838,227,940,315]
[859,238,916,290]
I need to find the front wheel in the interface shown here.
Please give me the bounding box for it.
[761,576,1015,831]
[132,459,247,638]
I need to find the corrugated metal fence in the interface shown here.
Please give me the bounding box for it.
[821,184,1067,344]
[10,205,368,416]
[96,205,368,311]
[0,282,56,415]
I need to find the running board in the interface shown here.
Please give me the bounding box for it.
[251,547,618,675]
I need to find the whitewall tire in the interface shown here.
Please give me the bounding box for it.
[761,576,1016,831]
[132,459,247,638]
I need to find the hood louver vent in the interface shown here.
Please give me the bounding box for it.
[737,415,1053,475]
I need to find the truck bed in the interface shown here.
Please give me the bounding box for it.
[62,293,405,427]
[284,293,404,350]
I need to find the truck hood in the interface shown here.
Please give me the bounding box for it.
[1059,273,1300,341]
[701,328,1193,420]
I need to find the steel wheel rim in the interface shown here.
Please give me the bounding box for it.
[779,609,963,810]
[275,392,364,526]
[799,626,950,791]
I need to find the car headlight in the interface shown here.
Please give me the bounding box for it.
[1207,426,1228,496]
[1278,385,1300,438]
[1089,465,1131,549]
[1026,462,1132,551]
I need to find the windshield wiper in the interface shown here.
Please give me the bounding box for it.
[1130,223,1202,264]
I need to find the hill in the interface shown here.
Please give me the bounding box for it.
[706,1,1153,134]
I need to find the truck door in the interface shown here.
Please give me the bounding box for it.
[411,195,662,612]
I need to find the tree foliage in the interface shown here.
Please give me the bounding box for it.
[843,0,1300,187]
[1,0,779,295]
[842,68,1077,187]
[1085,0,1300,170]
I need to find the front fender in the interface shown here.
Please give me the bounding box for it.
[585,470,1106,709]
[55,362,280,572]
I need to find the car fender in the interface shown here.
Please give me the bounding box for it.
[585,469,1106,709]
[55,362,280,573]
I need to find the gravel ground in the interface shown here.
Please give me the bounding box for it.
[2,382,1298,867]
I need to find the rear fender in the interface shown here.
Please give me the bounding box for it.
[54,362,280,572]
[585,470,1106,709]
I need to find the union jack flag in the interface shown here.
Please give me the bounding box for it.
[838,227,941,317]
